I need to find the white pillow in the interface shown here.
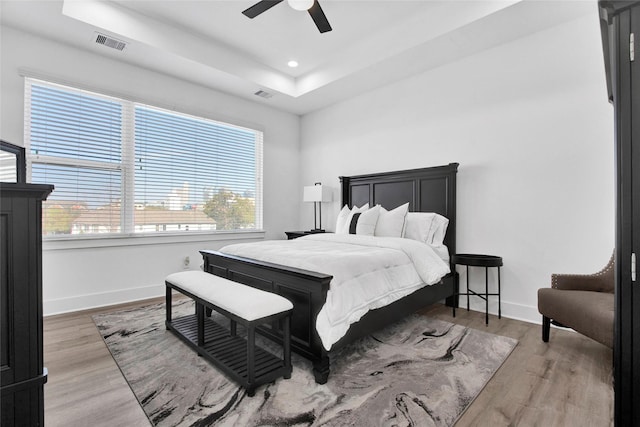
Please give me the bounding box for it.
[335,205,351,234]
[354,205,380,236]
[428,214,449,245]
[404,212,436,243]
[337,204,369,234]
[374,203,409,237]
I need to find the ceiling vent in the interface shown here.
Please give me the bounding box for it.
[254,90,274,99]
[94,33,127,51]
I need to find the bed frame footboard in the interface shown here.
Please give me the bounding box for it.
[200,249,332,381]
[201,249,456,384]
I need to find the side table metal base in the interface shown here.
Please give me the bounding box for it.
[451,254,503,325]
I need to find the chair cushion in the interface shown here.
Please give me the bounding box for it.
[166,271,293,321]
[538,288,614,348]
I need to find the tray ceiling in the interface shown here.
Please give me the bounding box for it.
[1,1,594,114]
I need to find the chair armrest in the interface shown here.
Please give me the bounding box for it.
[552,273,611,292]
[551,252,615,293]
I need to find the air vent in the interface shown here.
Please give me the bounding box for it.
[94,33,127,51]
[254,90,274,99]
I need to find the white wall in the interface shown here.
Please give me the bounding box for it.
[1,26,301,315]
[1,8,616,322]
[299,11,615,323]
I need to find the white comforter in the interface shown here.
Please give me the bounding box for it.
[219,233,450,350]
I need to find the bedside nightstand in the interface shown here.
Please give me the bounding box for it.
[285,230,326,240]
[451,254,503,325]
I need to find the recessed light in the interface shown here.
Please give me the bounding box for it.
[287,60,299,68]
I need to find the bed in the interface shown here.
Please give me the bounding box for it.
[200,162,458,383]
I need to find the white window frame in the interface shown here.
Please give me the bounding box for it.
[24,78,264,244]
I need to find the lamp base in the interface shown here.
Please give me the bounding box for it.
[307,229,325,233]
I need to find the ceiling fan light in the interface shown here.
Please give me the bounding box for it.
[287,0,314,11]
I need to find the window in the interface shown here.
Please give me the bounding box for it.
[25,79,263,238]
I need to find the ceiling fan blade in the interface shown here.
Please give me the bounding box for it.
[242,0,284,19]
[308,0,332,33]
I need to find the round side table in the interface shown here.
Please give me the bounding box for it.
[452,254,503,325]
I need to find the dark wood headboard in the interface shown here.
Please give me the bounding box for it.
[339,162,458,260]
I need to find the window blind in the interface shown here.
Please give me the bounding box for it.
[27,82,125,235]
[25,78,263,237]
[134,105,261,232]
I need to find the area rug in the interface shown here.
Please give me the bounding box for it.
[93,300,517,427]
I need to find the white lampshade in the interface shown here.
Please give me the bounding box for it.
[288,0,314,11]
[303,184,332,202]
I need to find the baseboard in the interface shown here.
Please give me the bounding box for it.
[45,286,544,325]
[500,300,542,324]
[453,297,541,325]
[44,284,165,316]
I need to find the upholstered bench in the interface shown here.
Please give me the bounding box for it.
[165,271,293,396]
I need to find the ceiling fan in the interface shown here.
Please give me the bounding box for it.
[242,0,332,34]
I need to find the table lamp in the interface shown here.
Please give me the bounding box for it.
[303,182,332,232]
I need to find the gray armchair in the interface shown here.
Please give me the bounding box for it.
[537,253,614,349]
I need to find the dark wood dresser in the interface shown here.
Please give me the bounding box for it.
[1,183,53,426]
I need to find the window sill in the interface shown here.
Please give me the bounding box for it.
[42,230,266,251]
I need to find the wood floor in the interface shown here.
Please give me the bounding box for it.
[43,300,613,427]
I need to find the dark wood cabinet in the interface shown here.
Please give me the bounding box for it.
[599,2,640,425]
[1,183,53,427]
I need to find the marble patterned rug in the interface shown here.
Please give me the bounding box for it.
[93,300,517,427]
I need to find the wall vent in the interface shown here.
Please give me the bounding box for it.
[94,33,127,51]
[254,90,274,99]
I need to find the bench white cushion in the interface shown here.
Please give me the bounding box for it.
[166,271,293,321]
